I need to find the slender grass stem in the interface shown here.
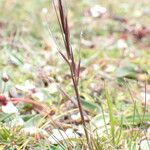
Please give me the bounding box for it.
[52,0,90,149]
[105,88,115,146]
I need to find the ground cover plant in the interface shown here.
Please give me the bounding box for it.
[0,0,150,149]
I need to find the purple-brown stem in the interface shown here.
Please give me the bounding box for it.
[53,0,90,148]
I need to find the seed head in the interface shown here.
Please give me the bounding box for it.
[2,72,9,82]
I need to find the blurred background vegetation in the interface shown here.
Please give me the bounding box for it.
[0,0,150,149]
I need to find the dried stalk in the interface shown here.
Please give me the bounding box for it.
[52,0,90,148]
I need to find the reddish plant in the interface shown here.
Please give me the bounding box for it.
[0,95,7,105]
[0,95,55,116]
